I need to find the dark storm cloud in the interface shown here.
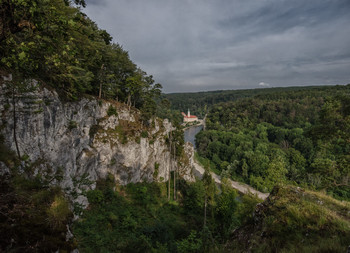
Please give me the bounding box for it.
[83,0,350,92]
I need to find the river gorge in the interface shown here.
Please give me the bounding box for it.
[184,124,203,148]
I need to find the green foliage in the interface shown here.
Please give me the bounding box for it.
[72,172,94,189]
[227,185,350,252]
[164,85,349,119]
[107,105,118,117]
[68,120,77,130]
[235,194,261,225]
[176,231,202,253]
[141,130,149,138]
[155,98,182,125]
[89,124,100,138]
[1,0,162,112]
[74,182,177,252]
[202,166,217,207]
[96,173,116,192]
[170,128,185,157]
[194,86,350,199]
[0,174,74,251]
[46,194,72,230]
[0,134,19,167]
[73,178,258,252]
[194,152,218,174]
[153,162,160,179]
[214,181,240,239]
[87,190,104,204]
[183,180,205,214]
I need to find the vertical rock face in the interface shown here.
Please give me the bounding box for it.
[0,83,194,205]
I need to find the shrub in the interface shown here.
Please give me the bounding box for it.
[0,175,74,251]
[47,194,72,230]
[89,124,100,138]
[141,131,148,138]
[0,135,19,167]
[107,105,118,117]
[68,120,77,130]
[153,162,160,179]
[87,190,104,204]
[176,230,202,253]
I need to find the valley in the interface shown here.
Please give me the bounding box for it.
[0,0,349,252]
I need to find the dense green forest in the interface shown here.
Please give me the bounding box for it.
[163,85,349,119]
[195,85,350,200]
[1,0,161,121]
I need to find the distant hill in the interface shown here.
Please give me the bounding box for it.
[163,85,350,118]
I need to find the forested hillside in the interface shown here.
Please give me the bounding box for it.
[195,85,350,200]
[163,85,349,119]
[1,0,161,121]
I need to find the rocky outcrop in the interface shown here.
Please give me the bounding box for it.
[0,80,194,207]
[225,185,350,252]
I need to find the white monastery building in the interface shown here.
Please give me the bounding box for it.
[182,110,198,123]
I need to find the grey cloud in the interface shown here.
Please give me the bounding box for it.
[85,0,106,6]
[84,0,350,93]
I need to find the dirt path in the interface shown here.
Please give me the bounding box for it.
[193,160,269,200]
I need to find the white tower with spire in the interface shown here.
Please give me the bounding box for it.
[181,109,198,123]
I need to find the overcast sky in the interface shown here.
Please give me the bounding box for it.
[84,0,350,93]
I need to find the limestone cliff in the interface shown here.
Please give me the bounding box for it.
[0,80,194,207]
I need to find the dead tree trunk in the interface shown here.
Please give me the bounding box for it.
[98,64,104,99]
[12,86,20,158]
[204,195,207,227]
[127,95,132,110]
[168,132,171,201]
[173,142,176,200]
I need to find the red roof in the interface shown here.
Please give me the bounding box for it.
[181,112,198,118]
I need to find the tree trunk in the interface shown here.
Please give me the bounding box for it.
[204,195,207,227]
[12,86,20,158]
[168,133,171,201]
[98,64,104,99]
[127,95,131,110]
[173,143,176,200]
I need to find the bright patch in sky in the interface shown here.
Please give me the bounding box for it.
[259,82,270,87]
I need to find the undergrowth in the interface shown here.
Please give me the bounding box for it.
[227,185,350,253]
[0,174,74,251]
[0,141,74,252]
[73,175,261,252]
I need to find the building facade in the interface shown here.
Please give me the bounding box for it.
[182,110,198,123]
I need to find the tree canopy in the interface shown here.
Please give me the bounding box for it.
[194,85,350,200]
[0,0,161,118]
